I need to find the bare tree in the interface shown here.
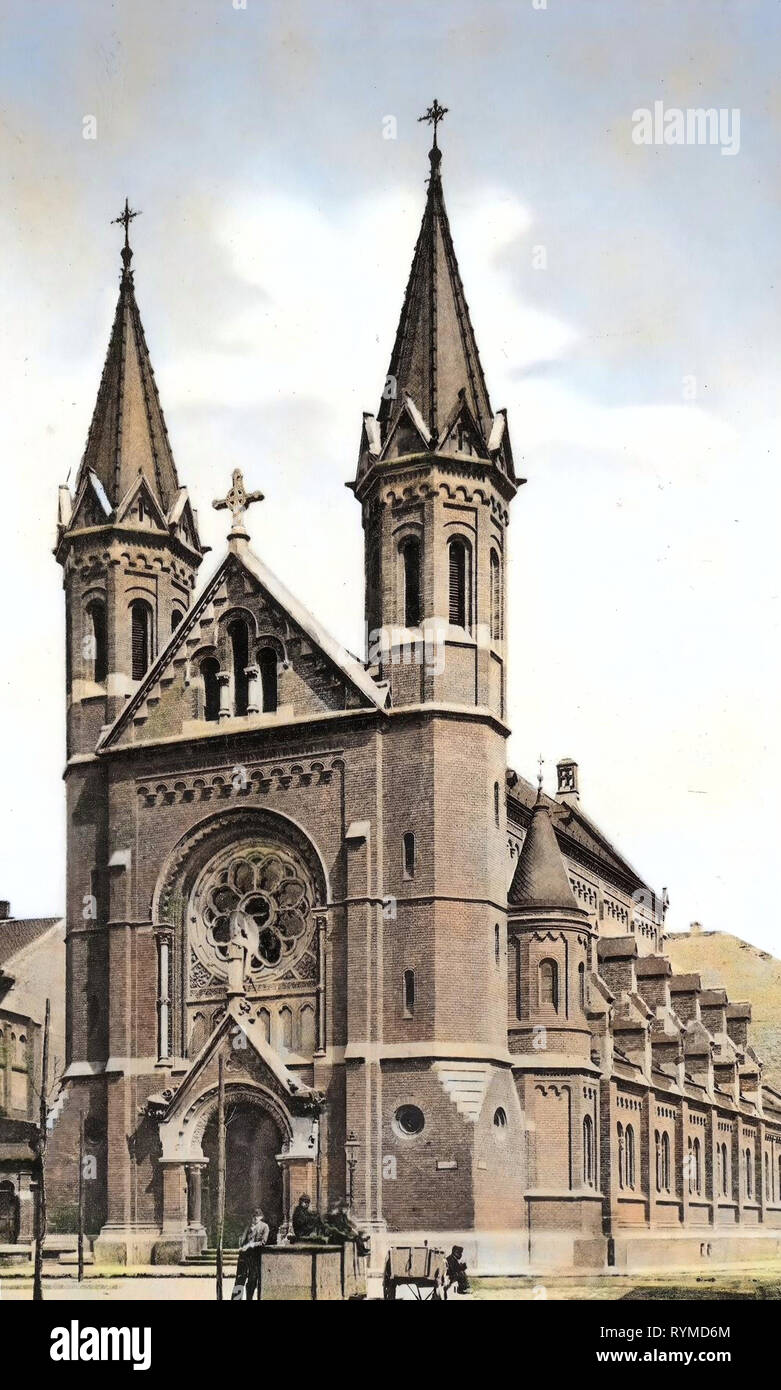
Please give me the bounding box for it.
[32,998,50,1302]
[215,1056,226,1301]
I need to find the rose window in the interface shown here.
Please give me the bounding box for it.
[191,843,314,980]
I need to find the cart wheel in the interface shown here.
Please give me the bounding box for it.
[383,1262,396,1300]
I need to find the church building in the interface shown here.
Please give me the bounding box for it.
[46,111,781,1272]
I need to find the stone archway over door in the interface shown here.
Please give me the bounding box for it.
[201,1102,284,1247]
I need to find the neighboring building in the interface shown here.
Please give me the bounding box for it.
[44,126,781,1271]
[0,902,65,1244]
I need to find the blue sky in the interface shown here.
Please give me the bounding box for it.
[1,0,779,949]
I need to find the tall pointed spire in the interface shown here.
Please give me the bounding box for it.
[509,785,580,911]
[377,102,494,453]
[73,201,182,514]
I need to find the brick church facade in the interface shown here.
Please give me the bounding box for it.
[47,129,781,1272]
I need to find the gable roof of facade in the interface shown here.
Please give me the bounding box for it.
[98,540,385,751]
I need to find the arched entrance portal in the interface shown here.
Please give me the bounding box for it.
[202,1102,284,1247]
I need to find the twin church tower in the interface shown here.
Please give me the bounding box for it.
[50,109,751,1276]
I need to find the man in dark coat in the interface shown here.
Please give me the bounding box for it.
[445,1245,470,1295]
[231,1208,269,1300]
[291,1193,326,1242]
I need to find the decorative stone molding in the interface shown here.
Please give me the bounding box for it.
[137,755,343,808]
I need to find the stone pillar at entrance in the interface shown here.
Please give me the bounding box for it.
[185,1160,208,1257]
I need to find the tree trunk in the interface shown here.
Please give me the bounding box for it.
[33,998,50,1302]
[77,1108,85,1282]
[215,1056,225,1301]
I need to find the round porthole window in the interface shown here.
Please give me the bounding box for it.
[395,1104,425,1136]
[493,1107,507,1128]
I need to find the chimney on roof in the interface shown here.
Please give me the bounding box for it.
[556,757,579,804]
[0,901,10,921]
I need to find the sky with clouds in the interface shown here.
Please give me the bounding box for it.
[0,0,779,949]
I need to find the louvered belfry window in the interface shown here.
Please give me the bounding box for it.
[130,600,153,680]
[448,538,470,628]
[401,538,421,627]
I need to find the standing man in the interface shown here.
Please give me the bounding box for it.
[231,1207,269,1301]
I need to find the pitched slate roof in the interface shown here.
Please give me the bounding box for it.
[0,917,61,969]
[506,771,657,901]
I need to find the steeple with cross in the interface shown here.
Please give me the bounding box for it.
[213,468,264,545]
[418,97,448,148]
[112,198,141,274]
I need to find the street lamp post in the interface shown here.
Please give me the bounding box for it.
[345,1130,359,1212]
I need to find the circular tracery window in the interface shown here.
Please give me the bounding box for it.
[191,842,314,980]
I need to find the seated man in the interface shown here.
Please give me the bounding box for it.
[444,1245,470,1296]
[231,1208,269,1301]
[290,1193,326,1243]
[323,1199,370,1259]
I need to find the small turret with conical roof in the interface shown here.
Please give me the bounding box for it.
[508,770,595,1060]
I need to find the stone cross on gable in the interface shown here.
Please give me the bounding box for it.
[213,468,264,542]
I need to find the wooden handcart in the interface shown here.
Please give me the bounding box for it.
[382,1243,447,1300]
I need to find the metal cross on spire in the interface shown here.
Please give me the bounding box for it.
[418,98,449,148]
[112,198,141,273]
[537,754,545,797]
[213,468,264,543]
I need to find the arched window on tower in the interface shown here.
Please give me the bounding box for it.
[400,537,421,627]
[448,537,471,629]
[583,1114,595,1187]
[655,1130,661,1191]
[617,1122,625,1190]
[130,599,153,680]
[578,961,586,1011]
[490,549,501,640]
[259,647,278,713]
[368,545,381,633]
[765,1151,771,1201]
[403,831,415,880]
[720,1142,729,1198]
[229,619,249,716]
[538,958,559,1011]
[494,781,500,827]
[85,599,107,683]
[201,658,220,722]
[746,1147,753,1199]
[171,609,183,634]
[495,923,501,966]
[403,969,415,1018]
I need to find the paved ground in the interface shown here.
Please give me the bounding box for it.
[2,1263,781,1300]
